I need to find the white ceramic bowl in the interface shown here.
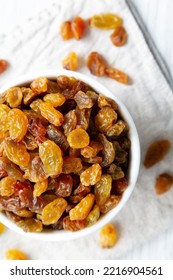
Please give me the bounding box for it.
[0,70,140,241]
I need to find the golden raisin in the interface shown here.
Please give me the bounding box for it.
[80,163,102,186]
[0,176,16,196]
[63,216,86,231]
[94,174,112,206]
[155,173,173,195]
[87,52,106,76]
[105,67,128,84]
[6,87,23,108]
[7,109,28,142]
[39,140,63,177]
[30,99,43,113]
[22,87,37,105]
[42,198,67,225]
[67,128,89,148]
[5,249,28,260]
[69,193,95,220]
[0,59,9,74]
[89,13,122,29]
[100,224,117,248]
[86,204,100,227]
[30,77,48,94]
[14,209,34,218]
[110,26,127,47]
[71,17,85,40]
[0,104,10,136]
[62,156,83,174]
[0,222,5,234]
[17,218,43,232]
[62,52,78,71]
[144,140,171,168]
[43,93,66,107]
[4,140,30,167]
[39,102,64,126]
[60,21,73,40]
[95,107,117,133]
[33,179,48,197]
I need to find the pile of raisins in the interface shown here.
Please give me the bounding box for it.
[0,75,130,232]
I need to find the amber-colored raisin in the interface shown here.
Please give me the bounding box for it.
[55,174,73,197]
[110,26,127,47]
[105,67,128,84]
[22,87,36,105]
[95,107,117,133]
[4,140,30,167]
[7,109,28,142]
[155,173,173,195]
[30,99,43,113]
[69,147,81,157]
[94,174,112,206]
[89,13,122,29]
[99,134,115,167]
[112,178,128,195]
[81,146,97,158]
[86,205,100,227]
[98,95,111,108]
[5,249,28,260]
[67,128,89,148]
[62,156,83,174]
[80,163,102,186]
[69,193,95,220]
[70,183,91,203]
[60,21,73,40]
[107,164,124,180]
[0,176,16,196]
[14,209,34,218]
[42,198,67,225]
[39,140,63,177]
[0,222,5,234]
[39,102,64,126]
[100,223,117,248]
[57,75,76,90]
[100,195,121,214]
[71,16,85,40]
[43,93,66,107]
[6,87,23,108]
[46,124,69,152]
[0,104,10,137]
[0,196,23,212]
[75,107,90,130]
[0,156,24,182]
[87,52,106,76]
[63,216,86,231]
[30,77,48,94]
[62,52,78,71]
[106,120,127,137]
[23,132,38,150]
[63,110,77,136]
[17,218,43,232]
[0,59,9,74]
[74,90,94,109]
[113,141,127,164]
[24,155,47,183]
[27,112,47,138]
[82,156,102,164]
[144,140,171,168]
[33,179,48,197]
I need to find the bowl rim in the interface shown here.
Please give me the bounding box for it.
[0,69,140,241]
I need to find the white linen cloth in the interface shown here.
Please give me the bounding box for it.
[0,0,173,259]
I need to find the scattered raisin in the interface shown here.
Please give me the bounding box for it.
[144,140,171,168]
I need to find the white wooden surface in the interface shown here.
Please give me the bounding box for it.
[0,0,173,259]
